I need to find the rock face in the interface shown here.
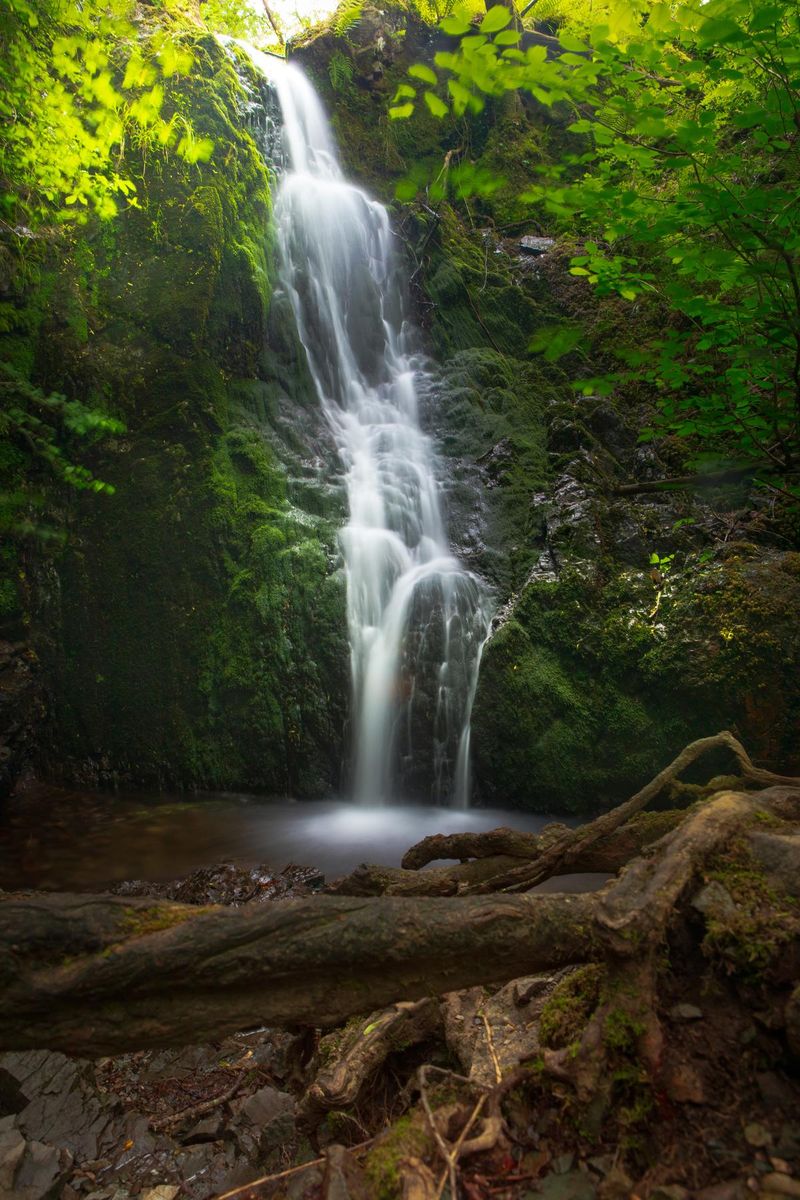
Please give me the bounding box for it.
[294,3,800,811]
[0,1039,300,1200]
[3,3,798,809]
[1,36,348,797]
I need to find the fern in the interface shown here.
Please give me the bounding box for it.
[333,0,363,38]
[328,50,354,91]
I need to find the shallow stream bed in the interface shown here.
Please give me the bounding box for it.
[0,782,604,893]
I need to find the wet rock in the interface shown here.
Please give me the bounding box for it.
[760,1174,800,1197]
[695,1180,747,1200]
[141,1188,180,1200]
[0,1067,28,1118]
[650,1187,689,1200]
[745,1123,773,1149]
[0,1124,72,1200]
[693,881,738,921]
[746,834,800,898]
[288,1164,324,1199]
[537,1170,597,1200]
[237,1086,295,1155]
[519,236,555,256]
[669,1003,704,1022]
[183,1114,224,1144]
[113,861,324,907]
[0,641,42,801]
[0,1051,149,1163]
[322,1144,372,1200]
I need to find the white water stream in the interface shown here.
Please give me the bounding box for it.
[228,46,492,805]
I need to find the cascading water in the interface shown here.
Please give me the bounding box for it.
[228,43,492,805]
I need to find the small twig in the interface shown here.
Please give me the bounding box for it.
[211,1137,375,1200]
[418,1064,458,1200]
[480,1012,503,1085]
[151,1068,248,1133]
[434,1094,488,1200]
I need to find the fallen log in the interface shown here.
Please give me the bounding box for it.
[2,780,798,1058]
[0,889,596,1055]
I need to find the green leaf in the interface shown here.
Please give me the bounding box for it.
[696,16,746,46]
[493,29,520,45]
[750,5,782,32]
[409,63,437,86]
[447,77,472,115]
[558,31,589,52]
[440,13,471,35]
[389,102,414,120]
[479,5,512,34]
[423,91,448,118]
[529,324,584,362]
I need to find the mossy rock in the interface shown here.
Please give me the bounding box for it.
[473,551,800,812]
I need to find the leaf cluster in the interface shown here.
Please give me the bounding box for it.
[0,363,125,538]
[395,0,800,494]
[0,0,214,230]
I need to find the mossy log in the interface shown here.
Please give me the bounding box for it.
[2,779,798,1058]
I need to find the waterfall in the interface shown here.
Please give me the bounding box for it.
[227,43,492,805]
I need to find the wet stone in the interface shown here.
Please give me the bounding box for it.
[669,1003,704,1022]
[746,1124,774,1149]
[534,1170,597,1200]
[0,1125,73,1200]
[519,235,555,256]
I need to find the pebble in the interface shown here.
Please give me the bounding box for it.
[669,1004,704,1022]
[770,1160,793,1176]
[760,1175,800,1198]
[746,1124,774,1149]
[650,1186,689,1200]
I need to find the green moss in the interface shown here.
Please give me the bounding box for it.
[119,904,206,938]
[539,965,604,1050]
[702,839,800,981]
[473,548,800,811]
[364,1112,435,1200]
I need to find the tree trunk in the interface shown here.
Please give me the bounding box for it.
[0,890,595,1055]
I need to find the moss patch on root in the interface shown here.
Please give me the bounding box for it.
[364,1111,436,1200]
[539,965,605,1051]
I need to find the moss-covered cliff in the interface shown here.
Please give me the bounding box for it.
[294,2,800,811]
[4,0,798,810]
[1,34,348,795]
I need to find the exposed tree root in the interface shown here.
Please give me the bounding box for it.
[2,734,799,1085]
[300,998,441,1121]
[428,731,798,895]
[4,734,800,1200]
[331,811,686,898]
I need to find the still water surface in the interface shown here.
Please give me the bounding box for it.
[0,785,602,893]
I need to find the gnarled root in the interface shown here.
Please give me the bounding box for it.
[300,998,441,1123]
[398,731,800,898]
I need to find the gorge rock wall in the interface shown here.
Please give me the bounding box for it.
[1,35,348,797]
[294,4,800,811]
[3,4,798,811]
